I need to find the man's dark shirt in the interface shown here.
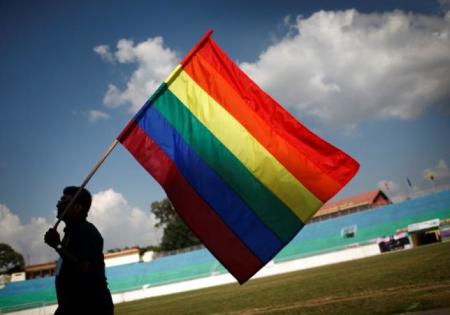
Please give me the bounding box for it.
[55,220,113,315]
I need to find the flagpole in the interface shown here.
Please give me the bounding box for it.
[53,139,120,229]
[53,29,214,229]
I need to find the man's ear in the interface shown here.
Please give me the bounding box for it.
[73,204,83,213]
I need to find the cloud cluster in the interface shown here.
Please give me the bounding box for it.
[377,179,400,193]
[88,189,162,251]
[94,10,449,130]
[240,10,450,129]
[0,204,55,265]
[377,179,407,202]
[93,45,114,63]
[423,159,450,181]
[94,37,179,113]
[0,189,161,265]
[87,110,110,122]
[378,159,450,202]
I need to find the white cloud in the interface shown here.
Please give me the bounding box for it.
[88,189,162,251]
[378,179,400,193]
[423,159,450,180]
[87,110,110,122]
[115,39,136,63]
[377,179,409,203]
[96,37,179,113]
[0,189,162,265]
[93,45,114,63]
[103,84,124,108]
[240,10,450,130]
[0,204,56,265]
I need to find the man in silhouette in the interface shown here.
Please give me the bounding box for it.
[45,186,114,315]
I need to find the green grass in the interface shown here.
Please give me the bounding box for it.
[116,242,450,315]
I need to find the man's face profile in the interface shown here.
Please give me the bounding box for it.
[56,194,82,222]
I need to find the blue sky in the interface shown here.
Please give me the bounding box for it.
[1,0,449,264]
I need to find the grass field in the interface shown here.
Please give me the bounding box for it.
[116,242,450,315]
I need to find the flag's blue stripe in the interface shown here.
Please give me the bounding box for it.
[136,105,283,263]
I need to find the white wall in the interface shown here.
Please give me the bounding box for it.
[141,250,154,262]
[10,272,26,282]
[104,253,140,268]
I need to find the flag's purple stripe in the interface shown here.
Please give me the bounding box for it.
[137,105,284,263]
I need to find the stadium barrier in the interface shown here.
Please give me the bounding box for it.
[3,243,382,315]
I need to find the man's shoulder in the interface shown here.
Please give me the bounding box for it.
[80,220,103,239]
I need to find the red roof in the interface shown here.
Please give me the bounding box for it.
[313,190,389,218]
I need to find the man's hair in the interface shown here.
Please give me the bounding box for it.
[63,186,92,214]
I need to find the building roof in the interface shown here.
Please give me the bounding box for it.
[25,261,56,272]
[313,190,389,218]
[24,248,140,272]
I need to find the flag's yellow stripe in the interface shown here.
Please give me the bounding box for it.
[166,70,323,222]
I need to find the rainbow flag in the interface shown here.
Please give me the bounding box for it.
[117,30,359,284]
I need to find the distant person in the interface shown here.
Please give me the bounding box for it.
[44,186,114,315]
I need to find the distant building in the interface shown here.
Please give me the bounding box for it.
[0,274,10,288]
[25,247,141,279]
[104,247,140,267]
[441,219,450,242]
[25,261,56,279]
[142,250,155,262]
[311,190,391,222]
[0,272,26,284]
[10,272,26,282]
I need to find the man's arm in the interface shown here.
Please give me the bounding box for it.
[44,228,91,273]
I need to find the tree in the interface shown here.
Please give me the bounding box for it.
[151,198,200,251]
[0,243,25,274]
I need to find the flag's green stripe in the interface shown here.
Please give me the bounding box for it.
[167,70,323,222]
[153,88,304,243]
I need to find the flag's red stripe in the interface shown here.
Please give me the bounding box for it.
[197,38,359,187]
[120,121,264,283]
[179,29,213,66]
[183,54,341,202]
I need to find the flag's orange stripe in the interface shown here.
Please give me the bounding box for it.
[196,38,359,188]
[184,55,341,202]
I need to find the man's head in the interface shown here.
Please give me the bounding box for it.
[57,186,92,222]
